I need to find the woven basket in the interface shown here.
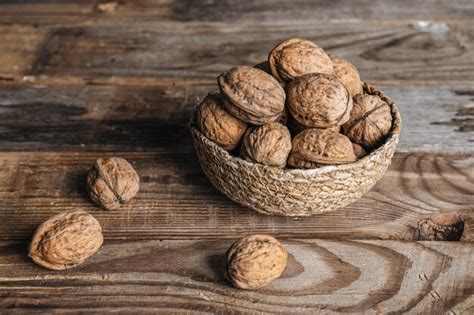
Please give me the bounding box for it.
[190,83,401,216]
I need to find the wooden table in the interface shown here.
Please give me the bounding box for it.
[0,1,473,313]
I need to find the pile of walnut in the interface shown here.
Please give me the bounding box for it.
[196,38,393,168]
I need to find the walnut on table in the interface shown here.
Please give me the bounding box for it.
[224,234,288,290]
[28,210,103,270]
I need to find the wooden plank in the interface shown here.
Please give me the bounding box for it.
[0,83,472,152]
[0,151,472,241]
[0,0,473,25]
[0,239,472,313]
[16,21,472,86]
[0,26,48,81]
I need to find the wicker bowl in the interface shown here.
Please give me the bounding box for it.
[190,83,401,216]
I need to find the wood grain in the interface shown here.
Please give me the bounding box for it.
[0,83,472,152]
[0,239,472,313]
[0,151,472,241]
[1,0,473,25]
[17,22,474,86]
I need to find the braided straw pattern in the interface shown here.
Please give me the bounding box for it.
[190,83,401,216]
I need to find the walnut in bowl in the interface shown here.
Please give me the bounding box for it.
[191,83,400,216]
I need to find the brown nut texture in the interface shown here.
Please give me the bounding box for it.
[287,73,352,129]
[196,93,247,150]
[218,66,285,125]
[268,38,333,83]
[241,123,292,168]
[224,234,288,290]
[288,115,341,136]
[330,54,363,97]
[342,94,392,150]
[288,129,357,168]
[87,157,140,210]
[352,142,368,159]
[28,210,103,270]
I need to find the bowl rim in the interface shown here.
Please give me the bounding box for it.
[190,82,401,176]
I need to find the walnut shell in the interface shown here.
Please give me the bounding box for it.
[196,93,247,150]
[352,142,368,159]
[288,129,357,168]
[87,157,140,210]
[28,210,103,270]
[329,54,362,97]
[268,38,333,83]
[241,123,292,168]
[342,94,392,150]
[286,73,353,128]
[218,66,285,125]
[224,234,287,290]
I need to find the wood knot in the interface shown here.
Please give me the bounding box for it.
[416,213,464,241]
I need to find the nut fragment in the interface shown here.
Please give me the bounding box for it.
[287,73,352,128]
[288,129,357,168]
[268,38,333,83]
[330,54,362,97]
[218,66,285,125]
[196,93,247,150]
[28,210,103,270]
[224,234,288,290]
[241,123,292,168]
[342,94,392,150]
[87,157,140,210]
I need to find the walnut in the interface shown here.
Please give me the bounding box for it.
[268,38,333,83]
[28,210,103,270]
[241,123,292,168]
[286,73,352,128]
[342,94,392,150]
[218,66,285,125]
[288,129,357,168]
[329,54,362,97]
[224,234,287,290]
[196,93,247,150]
[87,157,140,210]
[352,142,368,159]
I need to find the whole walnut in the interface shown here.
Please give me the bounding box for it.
[342,94,392,150]
[268,38,333,83]
[288,129,357,169]
[224,234,288,290]
[286,73,352,128]
[28,210,103,270]
[196,93,247,150]
[87,157,140,210]
[218,66,285,125]
[241,123,292,168]
[329,54,362,97]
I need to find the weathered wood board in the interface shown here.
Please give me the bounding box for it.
[1,239,473,314]
[0,22,472,86]
[0,0,473,313]
[0,151,472,241]
[0,84,472,152]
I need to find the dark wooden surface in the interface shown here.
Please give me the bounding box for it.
[0,1,473,313]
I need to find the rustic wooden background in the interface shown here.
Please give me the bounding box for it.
[0,0,473,313]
